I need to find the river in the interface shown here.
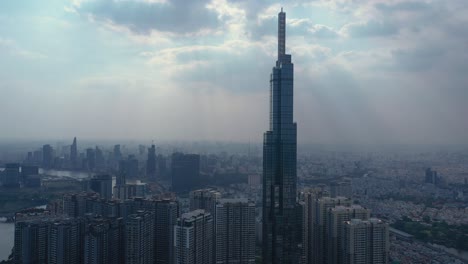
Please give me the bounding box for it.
[0,218,14,261]
[39,169,95,179]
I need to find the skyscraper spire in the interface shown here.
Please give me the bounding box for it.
[278,9,286,59]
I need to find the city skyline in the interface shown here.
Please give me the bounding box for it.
[1,1,468,145]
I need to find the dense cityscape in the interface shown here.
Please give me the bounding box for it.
[1,2,468,264]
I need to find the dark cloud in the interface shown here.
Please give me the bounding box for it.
[75,0,219,34]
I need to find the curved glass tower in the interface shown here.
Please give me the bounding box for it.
[262,8,299,264]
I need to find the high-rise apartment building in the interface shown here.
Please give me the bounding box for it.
[327,205,370,264]
[154,199,179,264]
[215,199,256,264]
[14,217,84,264]
[126,210,155,264]
[84,217,125,264]
[48,218,84,264]
[14,219,50,264]
[342,218,389,264]
[63,192,100,218]
[262,8,300,263]
[299,193,353,264]
[174,209,213,264]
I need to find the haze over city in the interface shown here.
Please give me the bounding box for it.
[1,0,467,144]
[1,1,468,264]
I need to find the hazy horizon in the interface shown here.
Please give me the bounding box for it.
[1,0,467,145]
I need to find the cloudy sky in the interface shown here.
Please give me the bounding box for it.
[0,0,467,144]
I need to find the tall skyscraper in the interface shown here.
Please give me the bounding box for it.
[70,137,78,169]
[262,8,300,263]
[174,209,213,264]
[215,199,256,264]
[147,144,156,178]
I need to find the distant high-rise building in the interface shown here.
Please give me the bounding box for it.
[33,149,43,165]
[342,218,389,264]
[189,188,221,214]
[126,210,155,264]
[86,148,96,171]
[94,146,105,170]
[157,154,167,179]
[3,163,20,188]
[139,145,146,156]
[171,153,200,193]
[70,137,78,169]
[127,155,139,179]
[63,192,100,218]
[174,209,213,264]
[263,8,300,264]
[117,160,128,186]
[147,145,156,178]
[113,145,122,161]
[89,175,113,200]
[215,199,256,264]
[425,168,440,185]
[42,144,54,169]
